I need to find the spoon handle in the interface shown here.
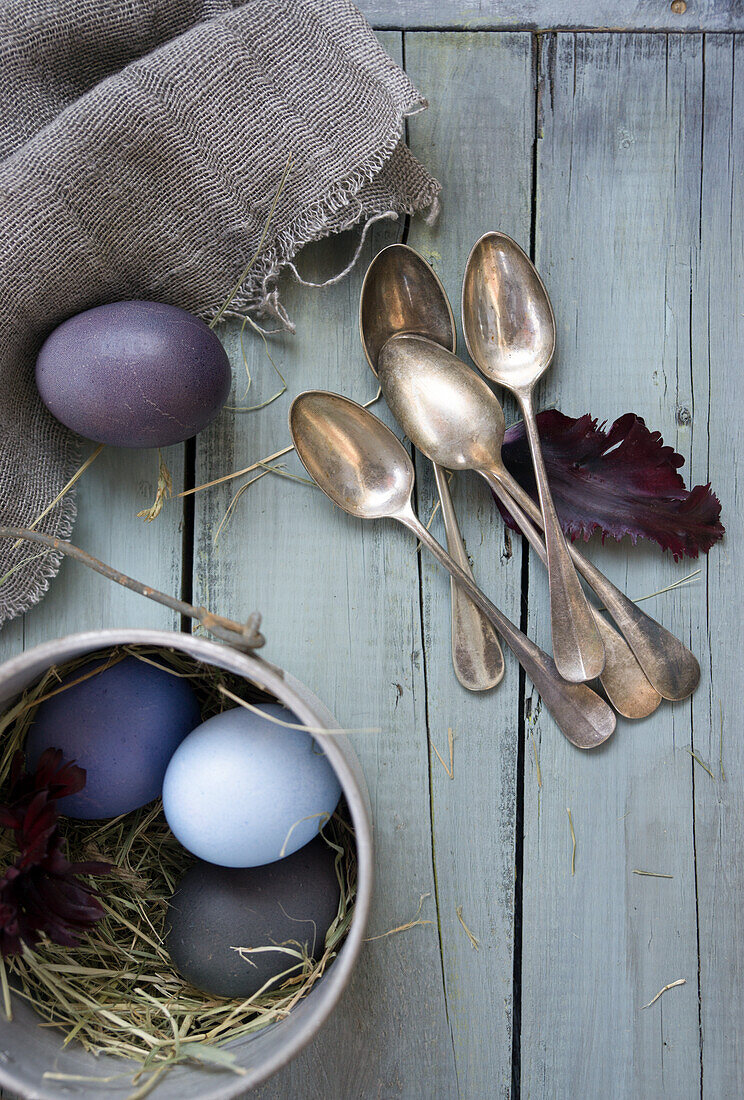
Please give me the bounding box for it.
[517,392,606,684]
[479,470,661,719]
[398,512,615,749]
[497,468,700,701]
[432,463,505,692]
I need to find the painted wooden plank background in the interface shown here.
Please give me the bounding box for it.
[691,32,744,1098]
[1,14,741,1100]
[520,32,704,1098]
[360,1,744,32]
[198,229,460,1100]
[193,35,459,1099]
[0,443,184,661]
[404,32,533,1100]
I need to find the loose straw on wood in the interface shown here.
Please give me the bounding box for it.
[642,978,686,1009]
[180,387,381,501]
[10,444,104,551]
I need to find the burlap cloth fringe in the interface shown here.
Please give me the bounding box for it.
[0,0,440,626]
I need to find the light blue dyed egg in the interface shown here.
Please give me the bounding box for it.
[162,704,342,868]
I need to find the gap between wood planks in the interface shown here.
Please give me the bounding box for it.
[180,437,196,631]
[372,25,721,34]
[689,34,707,1092]
[508,32,542,1096]
[397,31,461,1084]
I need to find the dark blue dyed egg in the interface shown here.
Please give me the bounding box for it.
[35,301,232,447]
[25,656,201,820]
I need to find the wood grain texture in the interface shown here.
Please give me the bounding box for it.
[404,32,533,1099]
[360,1,743,32]
[520,32,705,1098]
[192,34,459,1099]
[690,33,744,1099]
[0,442,184,658]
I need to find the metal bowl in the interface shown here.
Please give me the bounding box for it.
[0,628,373,1100]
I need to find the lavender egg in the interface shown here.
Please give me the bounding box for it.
[25,656,201,820]
[36,301,231,447]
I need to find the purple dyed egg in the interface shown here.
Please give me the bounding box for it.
[36,301,231,447]
[25,656,201,820]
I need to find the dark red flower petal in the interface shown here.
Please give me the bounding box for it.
[29,876,104,926]
[1,858,108,955]
[23,790,55,833]
[0,751,110,956]
[0,929,23,956]
[34,747,86,799]
[498,410,724,561]
[0,876,23,956]
[16,826,58,870]
[0,807,21,830]
[8,751,24,790]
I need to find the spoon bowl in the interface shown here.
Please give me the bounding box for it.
[290,390,414,519]
[462,232,555,389]
[360,244,455,373]
[379,332,506,471]
[462,231,604,683]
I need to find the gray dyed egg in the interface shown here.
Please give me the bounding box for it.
[36,301,231,447]
[165,837,341,1000]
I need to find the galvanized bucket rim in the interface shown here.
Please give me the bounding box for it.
[0,628,373,1100]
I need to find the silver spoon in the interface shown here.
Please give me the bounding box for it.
[380,333,699,702]
[378,333,660,719]
[363,244,661,716]
[290,390,616,750]
[360,244,504,692]
[462,231,605,685]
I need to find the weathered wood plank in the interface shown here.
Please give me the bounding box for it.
[404,31,533,1099]
[0,618,23,672]
[0,443,184,656]
[193,35,458,1099]
[690,33,744,1099]
[361,1,742,32]
[520,32,705,1097]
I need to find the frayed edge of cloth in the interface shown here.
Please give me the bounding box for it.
[0,433,82,628]
[202,103,442,328]
[220,177,440,329]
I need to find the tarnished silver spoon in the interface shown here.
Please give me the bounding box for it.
[462,232,605,685]
[360,244,504,692]
[378,333,661,719]
[361,244,662,716]
[290,390,616,750]
[380,333,698,702]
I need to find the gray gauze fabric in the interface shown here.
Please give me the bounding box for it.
[0,0,439,626]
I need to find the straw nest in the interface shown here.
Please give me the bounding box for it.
[0,644,357,1099]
